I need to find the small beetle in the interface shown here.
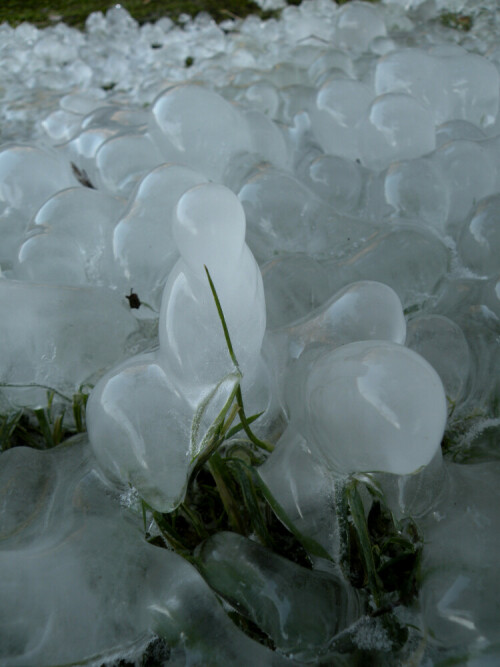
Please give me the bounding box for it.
[126,289,141,309]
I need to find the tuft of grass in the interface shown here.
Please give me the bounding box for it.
[337,477,422,613]
[140,269,424,657]
[0,386,90,452]
[0,269,425,659]
[440,11,473,32]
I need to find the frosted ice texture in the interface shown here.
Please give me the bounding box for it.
[293,340,447,476]
[0,281,138,407]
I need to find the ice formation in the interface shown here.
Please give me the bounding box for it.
[1,0,500,663]
[86,182,267,511]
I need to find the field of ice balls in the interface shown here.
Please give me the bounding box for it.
[1,0,500,664]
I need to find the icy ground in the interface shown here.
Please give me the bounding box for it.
[1,0,500,664]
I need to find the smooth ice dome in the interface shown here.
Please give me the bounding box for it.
[160,182,266,402]
[173,182,246,275]
[151,84,252,181]
[359,93,436,169]
[299,340,447,476]
[87,353,240,512]
[282,280,407,358]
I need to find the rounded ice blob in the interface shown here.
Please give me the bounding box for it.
[159,182,266,405]
[113,163,207,305]
[334,1,387,53]
[405,315,470,405]
[284,280,407,358]
[434,139,496,229]
[300,340,447,476]
[359,93,435,170]
[152,84,252,181]
[172,182,246,276]
[384,159,450,231]
[458,194,500,276]
[311,78,372,160]
[0,145,76,216]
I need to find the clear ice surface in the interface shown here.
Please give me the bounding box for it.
[2,0,500,663]
[0,438,293,666]
[196,531,361,660]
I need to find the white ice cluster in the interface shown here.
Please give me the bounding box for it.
[1,0,500,664]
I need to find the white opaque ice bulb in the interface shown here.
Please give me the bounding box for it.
[172,182,246,277]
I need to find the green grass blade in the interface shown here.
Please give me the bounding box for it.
[230,458,333,562]
[225,411,264,440]
[204,265,239,369]
[345,480,385,607]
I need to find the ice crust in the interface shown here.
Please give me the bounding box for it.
[1,0,500,663]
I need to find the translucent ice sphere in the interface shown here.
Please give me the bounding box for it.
[300,340,447,476]
[172,182,246,277]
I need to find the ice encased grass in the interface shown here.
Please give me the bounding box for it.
[1,0,500,663]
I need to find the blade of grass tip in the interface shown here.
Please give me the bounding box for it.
[204,265,273,454]
[204,265,239,369]
[52,411,65,446]
[141,500,148,535]
[225,411,263,439]
[236,388,274,453]
[0,411,23,451]
[34,408,55,449]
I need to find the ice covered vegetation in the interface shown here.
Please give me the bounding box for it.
[2,0,500,663]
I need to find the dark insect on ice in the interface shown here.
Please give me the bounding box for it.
[71,162,96,189]
[126,289,141,309]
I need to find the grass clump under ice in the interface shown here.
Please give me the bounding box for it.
[0,0,287,29]
[0,269,424,662]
